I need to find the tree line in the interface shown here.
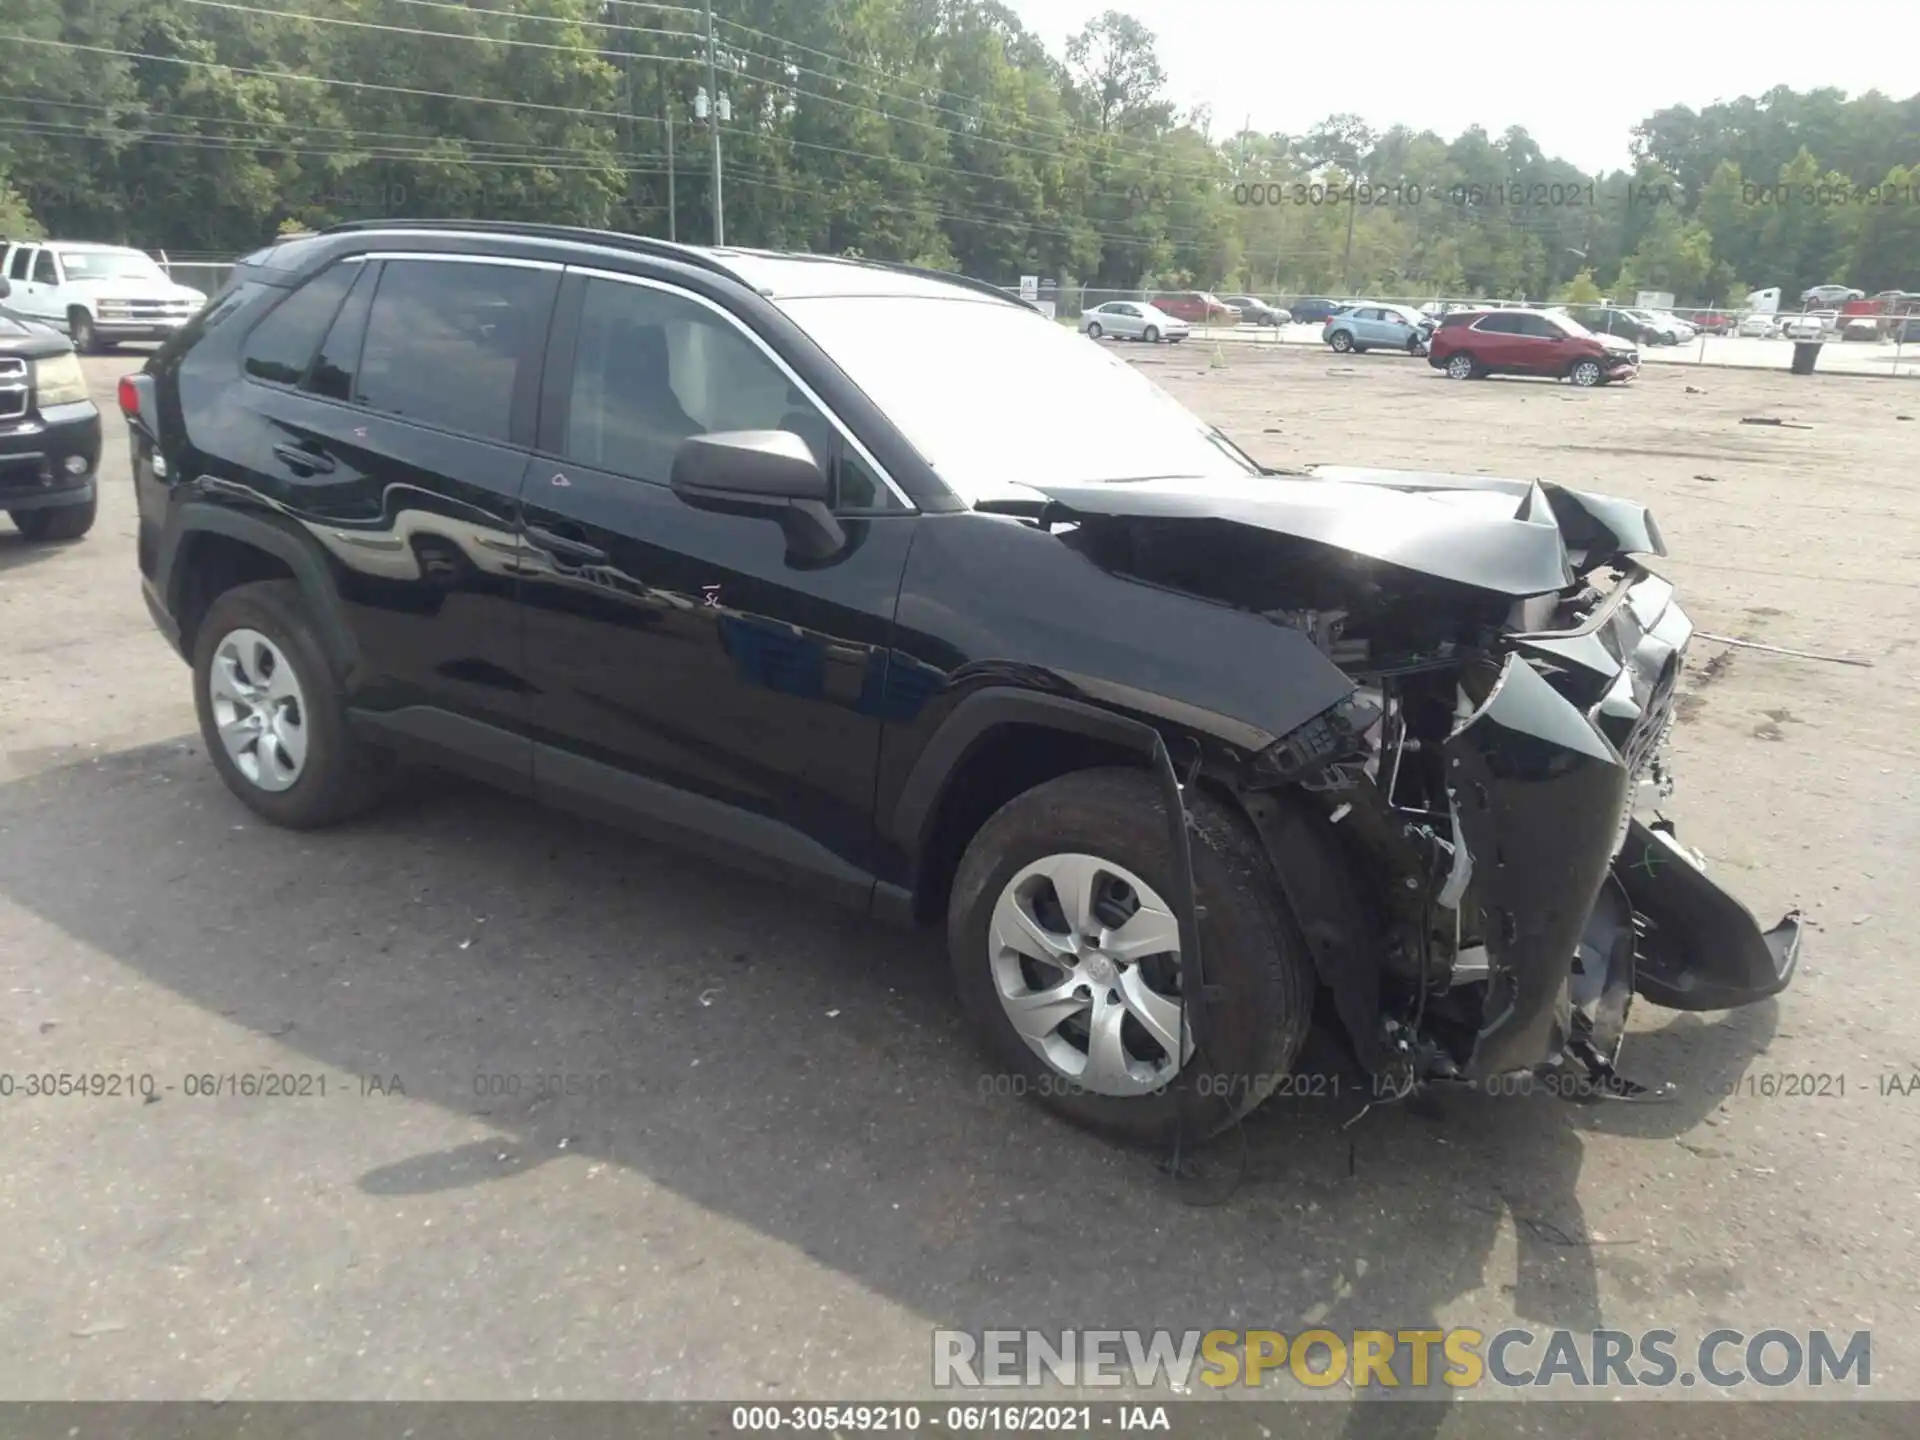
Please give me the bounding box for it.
[4,0,1918,304]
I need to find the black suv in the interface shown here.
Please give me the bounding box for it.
[123,221,1800,1144]
[1,275,102,539]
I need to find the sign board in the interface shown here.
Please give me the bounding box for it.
[1635,291,1675,312]
[1018,275,1039,301]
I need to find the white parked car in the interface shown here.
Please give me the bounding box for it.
[1800,284,1864,307]
[1779,313,1831,341]
[0,240,207,353]
[1736,312,1781,338]
[1078,300,1190,344]
[1649,311,1697,341]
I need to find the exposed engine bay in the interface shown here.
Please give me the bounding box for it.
[1005,463,1803,1096]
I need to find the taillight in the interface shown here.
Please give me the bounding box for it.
[117,375,139,417]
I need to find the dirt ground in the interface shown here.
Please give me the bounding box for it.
[2,348,1917,1409]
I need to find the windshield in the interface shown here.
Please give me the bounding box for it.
[777,295,1259,503]
[57,249,167,282]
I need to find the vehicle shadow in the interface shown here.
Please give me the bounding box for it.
[0,737,1782,1404]
[0,530,73,574]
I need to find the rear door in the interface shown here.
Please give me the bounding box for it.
[514,266,917,903]
[1469,312,1523,368]
[230,251,559,787]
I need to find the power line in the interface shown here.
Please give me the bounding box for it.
[3,34,1238,246]
[176,0,705,63]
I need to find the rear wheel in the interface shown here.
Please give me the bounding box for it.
[10,492,97,541]
[193,580,389,829]
[1142,324,1161,343]
[1445,351,1479,380]
[1328,330,1354,353]
[947,768,1315,1147]
[1085,322,1103,339]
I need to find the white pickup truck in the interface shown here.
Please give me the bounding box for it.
[0,239,207,352]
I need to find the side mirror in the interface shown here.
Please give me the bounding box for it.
[671,429,844,561]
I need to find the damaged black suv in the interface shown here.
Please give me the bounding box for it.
[124,221,1800,1144]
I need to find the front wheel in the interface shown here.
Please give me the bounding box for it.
[1569,358,1604,387]
[1085,322,1103,339]
[947,767,1315,1146]
[10,492,97,541]
[1328,330,1353,353]
[1445,352,1478,380]
[67,307,101,355]
[1142,325,1160,343]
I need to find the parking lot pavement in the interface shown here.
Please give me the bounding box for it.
[1180,323,1920,376]
[2,350,1917,1401]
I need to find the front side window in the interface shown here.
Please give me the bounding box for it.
[32,251,59,286]
[355,259,554,443]
[563,277,865,501]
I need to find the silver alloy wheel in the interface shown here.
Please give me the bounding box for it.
[987,852,1190,1096]
[1570,359,1603,387]
[1446,352,1475,379]
[1085,322,1102,339]
[1330,330,1353,352]
[208,627,309,792]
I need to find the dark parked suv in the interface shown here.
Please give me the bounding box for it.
[1,275,102,539]
[123,220,1799,1145]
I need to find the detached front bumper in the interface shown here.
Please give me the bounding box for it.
[1444,569,1800,1079]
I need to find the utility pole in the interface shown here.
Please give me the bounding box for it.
[665,101,676,242]
[1340,188,1358,294]
[703,0,724,246]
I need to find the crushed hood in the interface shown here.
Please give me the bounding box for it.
[1016,466,1665,598]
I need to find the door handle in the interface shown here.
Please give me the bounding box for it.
[524,524,610,565]
[272,442,335,475]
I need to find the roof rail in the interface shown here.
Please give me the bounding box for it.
[316,218,741,282]
[858,258,1035,311]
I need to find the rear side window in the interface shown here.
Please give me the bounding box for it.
[308,265,377,402]
[242,263,359,386]
[6,247,31,281]
[355,259,554,443]
[1475,313,1522,334]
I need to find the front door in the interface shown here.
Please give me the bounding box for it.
[515,267,917,905]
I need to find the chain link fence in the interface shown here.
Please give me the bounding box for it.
[145,252,1917,377]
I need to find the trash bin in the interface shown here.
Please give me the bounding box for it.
[1790,341,1822,376]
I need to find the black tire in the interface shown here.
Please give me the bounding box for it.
[1142,324,1160,343]
[191,579,388,829]
[1328,330,1353,353]
[67,307,101,355]
[947,767,1315,1147]
[10,492,97,541]
[1085,322,1103,339]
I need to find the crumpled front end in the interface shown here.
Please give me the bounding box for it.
[1350,560,1803,1086]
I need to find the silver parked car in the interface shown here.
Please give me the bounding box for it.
[1323,303,1432,355]
[1079,300,1190,344]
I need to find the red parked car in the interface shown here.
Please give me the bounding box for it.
[1151,291,1241,326]
[1427,307,1639,386]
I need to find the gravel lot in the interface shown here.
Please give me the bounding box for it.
[2,347,1917,1406]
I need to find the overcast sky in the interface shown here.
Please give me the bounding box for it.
[1004,0,1920,174]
